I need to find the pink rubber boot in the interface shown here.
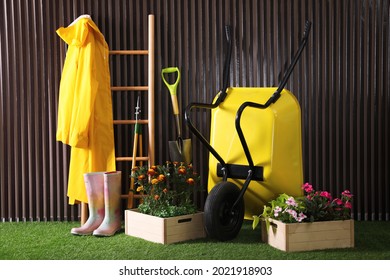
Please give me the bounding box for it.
[93,171,122,236]
[71,172,105,235]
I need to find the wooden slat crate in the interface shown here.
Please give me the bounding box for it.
[125,209,206,244]
[261,218,354,252]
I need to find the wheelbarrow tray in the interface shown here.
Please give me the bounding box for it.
[208,87,304,220]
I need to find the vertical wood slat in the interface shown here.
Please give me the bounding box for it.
[1,0,389,222]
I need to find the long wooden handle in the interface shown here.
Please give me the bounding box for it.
[170,94,180,115]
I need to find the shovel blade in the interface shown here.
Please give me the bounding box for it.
[168,139,192,164]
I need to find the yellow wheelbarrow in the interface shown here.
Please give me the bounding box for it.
[185,22,311,241]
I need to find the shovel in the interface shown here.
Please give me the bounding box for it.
[161,67,192,164]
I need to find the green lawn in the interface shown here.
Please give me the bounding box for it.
[1,220,389,260]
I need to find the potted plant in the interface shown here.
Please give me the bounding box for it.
[253,183,354,252]
[124,162,206,244]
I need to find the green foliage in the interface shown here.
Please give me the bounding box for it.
[303,184,353,222]
[252,183,353,231]
[131,162,201,218]
[1,221,390,260]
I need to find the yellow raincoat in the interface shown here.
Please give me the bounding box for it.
[56,15,116,204]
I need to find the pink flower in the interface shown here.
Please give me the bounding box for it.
[286,209,298,219]
[286,197,298,207]
[262,186,353,225]
[273,206,282,217]
[320,191,332,200]
[302,182,314,193]
[333,198,343,205]
[342,190,353,198]
[297,212,307,222]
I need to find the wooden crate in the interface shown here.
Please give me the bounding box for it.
[261,218,354,252]
[125,209,206,244]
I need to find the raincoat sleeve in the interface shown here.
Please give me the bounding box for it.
[56,21,98,148]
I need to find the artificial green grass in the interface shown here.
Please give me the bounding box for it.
[1,220,389,260]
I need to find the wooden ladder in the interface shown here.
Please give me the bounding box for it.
[80,14,155,224]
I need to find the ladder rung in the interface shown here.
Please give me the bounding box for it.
[111,86,148,91]
[116,156,149,162]
[109,50,148,55]
[121,194,144,199]
[113,119,149,125]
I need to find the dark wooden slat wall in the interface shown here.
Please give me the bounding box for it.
[1,0,389,222]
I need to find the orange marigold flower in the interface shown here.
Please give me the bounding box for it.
[151,178,159,185]
[147,168,156,176]
[154,195,160,200]
[163,188,168,193]
[186,178,195,185]
[138,174,146,180]
[136,186,144,192]
[178,167,186,175]
[158,174,166,182]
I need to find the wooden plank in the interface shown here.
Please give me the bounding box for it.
[125,210,205,244]
[111,86,148,91]
[113,119,149,125]
[262,219,354,252]
[115,156,149,162]
[109,50,148,55]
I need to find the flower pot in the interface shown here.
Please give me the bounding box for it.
[124,209,206,244]
[261,218,354,252]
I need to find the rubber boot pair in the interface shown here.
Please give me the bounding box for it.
[71,171,122,237]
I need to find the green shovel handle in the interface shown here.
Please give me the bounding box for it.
[161,67,181,95]
[162,67,181,115]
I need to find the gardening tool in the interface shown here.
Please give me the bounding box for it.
[161,67,192,164]
[128,95,142,208]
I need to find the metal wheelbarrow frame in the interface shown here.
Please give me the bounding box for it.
[185,22,312,241]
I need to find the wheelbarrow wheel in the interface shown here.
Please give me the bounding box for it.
[204,181,245,241]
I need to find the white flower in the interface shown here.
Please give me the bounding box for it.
[297,212,307,222]
[273,206,282,217]
[286,197,298,207]
[286,209,298,219]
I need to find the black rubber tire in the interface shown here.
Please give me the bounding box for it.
[204,181,245,241]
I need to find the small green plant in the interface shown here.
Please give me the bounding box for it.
[253,183,353,231]
[252,193,307,231]
[131,162,201,218]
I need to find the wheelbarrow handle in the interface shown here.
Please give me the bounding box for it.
[185,25,233,170]
[216,25,233,105]
[267,20,312,106]
[303,20,312,40]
